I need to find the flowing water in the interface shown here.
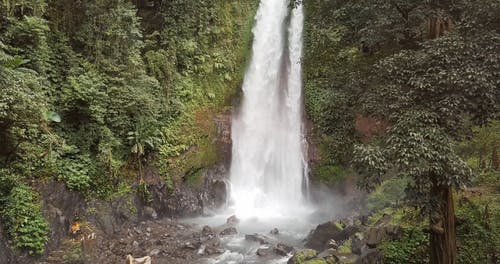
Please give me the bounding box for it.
[187,1,323,263]
[230,0,308,221]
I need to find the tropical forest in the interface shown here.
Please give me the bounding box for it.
[0,0,498,264]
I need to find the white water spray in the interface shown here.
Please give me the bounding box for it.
[230,0,308,219]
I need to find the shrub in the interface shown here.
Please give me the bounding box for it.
[1,185,49,255]
[456,197,499,264]
[57,156,93,192]
[379,226,429,264]
[366,177,408,211]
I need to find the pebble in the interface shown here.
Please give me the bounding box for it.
[132,241,139,248]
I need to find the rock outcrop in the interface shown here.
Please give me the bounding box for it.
[292,214,403,264]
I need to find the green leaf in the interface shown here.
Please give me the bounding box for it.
[44,111,61,123]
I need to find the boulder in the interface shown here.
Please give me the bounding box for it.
[204,243,225,255]
[274,243,294,256]
[317,249,337,259]
[270,228,280,235]
[220,227,238,236]
[257,247,274,257]
[143,206,158,220]
[304,259,329,264]
[327,239,339,250]
[365,225,402,248]
[245,233,270,244]
[227,215,240,225]
[332,252,358,263]
[202,225,214,236]
[354,248,383,264]
[351,233,365,255]
[305,221,359,251]
[287,249,318,264]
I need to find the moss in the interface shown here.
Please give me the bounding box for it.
[337,239,352,254]
[314,164,348,185]
[157,1,258,188]
[368,207,403,226]
[304,259,328,264]
[290,249,318,263]
[334,221,344,230]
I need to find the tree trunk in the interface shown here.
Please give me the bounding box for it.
[492,146,499,170]
[430,184,457,264]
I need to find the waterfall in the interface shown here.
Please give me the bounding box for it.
[230,0,308,219]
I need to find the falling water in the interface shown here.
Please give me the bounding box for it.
[230,0,308,219]
[185,2,323,263]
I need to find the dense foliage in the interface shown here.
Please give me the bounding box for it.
[0,0,257,254]
[0,183,49,255]
[303,0,499,263]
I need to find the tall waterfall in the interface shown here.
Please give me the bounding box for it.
[230,0,308,219]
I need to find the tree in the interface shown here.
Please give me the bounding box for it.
[304,0,500,263]
[353,2,499,263]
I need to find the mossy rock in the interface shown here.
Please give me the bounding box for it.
[288,249,318,264]
[304,259,329,264]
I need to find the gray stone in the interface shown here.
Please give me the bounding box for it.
[274,243,294,256]
[132,241,140,248]
[354,248,383,264]
[150,249,161,256]
[227,215,240,225]
[305,221,358,251]
[245,233,270,244]
[366,225,402,248]
[220,227,238,236]
[257,247,273,257]
[202,225,213,236]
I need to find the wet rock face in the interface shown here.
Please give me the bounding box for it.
[214,111,232,167]
[88,195,139,235]
[147,164,229,218]
[41,181,86,250]
[0,226,13,264]
[200,165,229,210]
[305,221,358,251]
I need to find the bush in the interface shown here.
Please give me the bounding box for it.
[379,226,429,264]
[1,185,49,255]
[314,164,350,185]
[456,197,499,264]
[57,156,93,192]
[366,177,408,211]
